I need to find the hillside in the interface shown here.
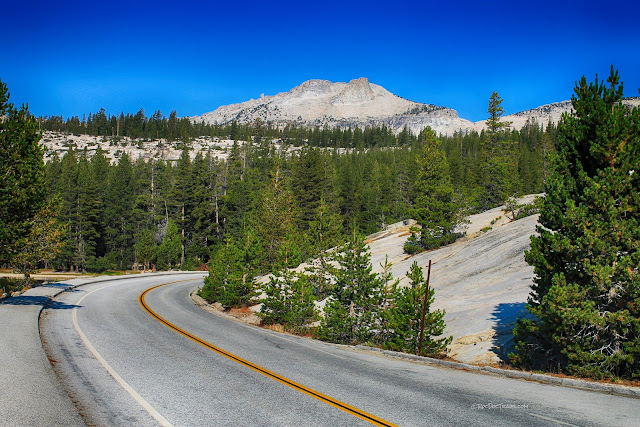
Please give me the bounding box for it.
[364,195,540,364]
[220,195,541,365]
[39,77,639,163]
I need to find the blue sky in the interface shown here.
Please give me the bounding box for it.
[3,0,639,122]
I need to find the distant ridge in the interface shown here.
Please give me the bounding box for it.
[475,97,640,132]
[192,80,640,136]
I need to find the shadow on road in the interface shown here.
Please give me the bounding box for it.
[490,302,532,362]
[1,289,82,310]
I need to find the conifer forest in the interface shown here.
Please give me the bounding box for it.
[5,68,638,377]
[40,111,552,274]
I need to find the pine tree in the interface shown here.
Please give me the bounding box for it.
[134,228,156,271]
[76,154,102,271]
[254,162,299,268]
[168,148,193,267]
[307,197,343,257]
[317,230,385,344]
[382,262,451,356]
[199,236,258,309]
[406,127,465,253]
[55,149,80,271]
[188,151,219,265]
[512,67,640,380]
[290,147,328,231]
[104,153,135,269]
[156,219,182,270]
[259,269,317,332]
[478,92,517,209]
[486,92,512,135]
[0,80,46,264]
[221,142,255,239]
[11,199,67,285]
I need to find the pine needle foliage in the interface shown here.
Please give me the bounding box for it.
[199,235,259,309]
[512,67,640,380]
[0,79,46,264]
[405,127,465,254]
[317,230,385,344]
[382,261,451,357]
[259,269,318,333]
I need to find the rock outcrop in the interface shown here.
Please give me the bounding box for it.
[192,78,477,136]
[193,78,640,136]
[475,97,640,132]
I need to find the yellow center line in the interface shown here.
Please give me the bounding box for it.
[139,281,397,427]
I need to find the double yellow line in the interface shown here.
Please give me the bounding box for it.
[139,281,396,427]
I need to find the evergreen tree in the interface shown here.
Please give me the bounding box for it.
[221,142,255,239]
[259,269,317,332]
[486,92,512,135]
[307,197,343,257]
[199,236,258,308]
[168,148,193,267]
[134,228,156,271]
[76,154,102,271]
[478,92,516,209]
[44,153,62,199]
[0,79,46,264]
[156,219,182,270]
[10,199,67,285]
[188,151,219,265]
[104,152,135,269]
[255,162,299,268]
[406,128,465,253]
[90,147,110,261]
[55,149,79,270]
[382,262,451,356]
[317,230,385,344]
[512,67,640,380]
[290,147,328,231]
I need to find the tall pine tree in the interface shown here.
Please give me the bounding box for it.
[317,230,385,344]
[0,79,46,264]
[406,127,465,253]
[479,92,516,209]
[513,67,640,380]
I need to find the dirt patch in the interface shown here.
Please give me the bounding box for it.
[190,291,261,325]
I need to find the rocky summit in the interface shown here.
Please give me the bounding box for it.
[193,78,640,136]
[192,77,477,136]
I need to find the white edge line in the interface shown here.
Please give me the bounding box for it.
[528,412,579,426]
[73,284,173,427]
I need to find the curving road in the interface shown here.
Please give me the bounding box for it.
[41,274,639,426]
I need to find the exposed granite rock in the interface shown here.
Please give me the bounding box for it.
[192,78,476,136]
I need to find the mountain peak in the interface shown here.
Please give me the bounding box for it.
[290,79,334,95]
[193,78,475,135]
[335,78,375,105]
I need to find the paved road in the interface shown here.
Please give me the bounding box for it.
[41,274,640,426]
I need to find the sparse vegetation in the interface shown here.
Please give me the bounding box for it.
[503,196,541,221]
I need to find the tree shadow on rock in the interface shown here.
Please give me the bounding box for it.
[490,302,533,362]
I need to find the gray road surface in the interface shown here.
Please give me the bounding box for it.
[39,274,640,426]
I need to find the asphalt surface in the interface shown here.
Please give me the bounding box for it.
[0,282,84,427]
[27,274,640,426]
